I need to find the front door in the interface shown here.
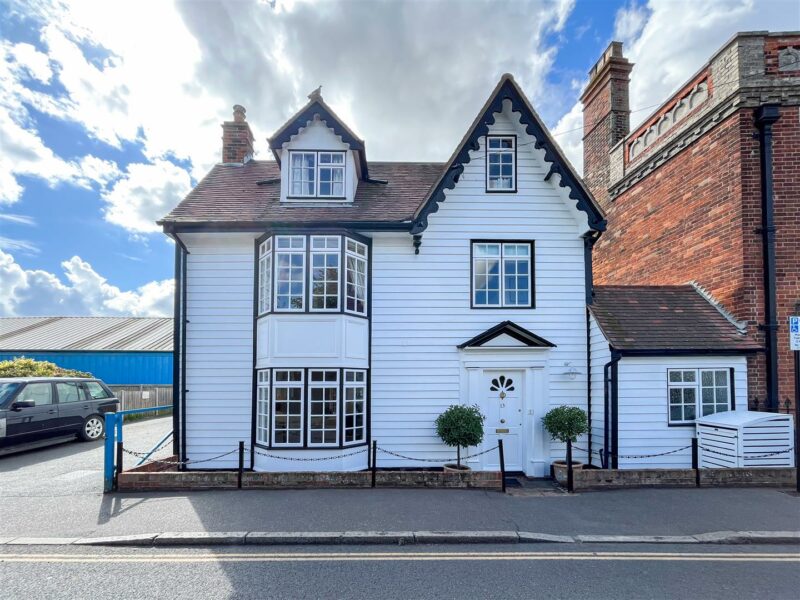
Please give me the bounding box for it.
[483,370,524,471]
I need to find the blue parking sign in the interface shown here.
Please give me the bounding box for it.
[791,316,800,351]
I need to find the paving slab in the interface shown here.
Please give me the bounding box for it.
[154,532,247,545]
[414,531,519,544]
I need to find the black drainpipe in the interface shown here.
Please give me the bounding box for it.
[755,104,781,411]
[603,352,621,469]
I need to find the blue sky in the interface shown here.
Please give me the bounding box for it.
[0,0,795,316]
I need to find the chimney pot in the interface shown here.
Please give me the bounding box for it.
[233,105,247,122]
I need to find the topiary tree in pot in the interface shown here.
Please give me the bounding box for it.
[541,405,588,483]
[435,404,485,471]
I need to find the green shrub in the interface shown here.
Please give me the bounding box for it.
[0,356,92,379]
[435,404,485,467]
[542,405,588,444]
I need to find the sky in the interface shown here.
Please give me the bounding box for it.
[0,0,796,317]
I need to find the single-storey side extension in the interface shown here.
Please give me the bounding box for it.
[588,285,763,469]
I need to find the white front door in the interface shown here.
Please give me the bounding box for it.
[482,369,524,471]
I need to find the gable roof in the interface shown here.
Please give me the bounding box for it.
[268,89,370,179]
[0,317,173,352]
[411,74,606,234]
[160,161,443,227]
[458,321,556,349]
[589,286,762,354]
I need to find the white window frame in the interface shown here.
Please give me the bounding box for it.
[274,236,306,312]
[289,151,317,198]
[345,238,368,316]
[667,368,732,425]
[308,370,340,447]
[272,370,304,447]
[288,150,346,199]
[472,241,532,308]
[258,238,272,315]
[486,135,516,191]
[256,370,270,444]
[317,152,345,198]
[309,236,341,312]
[343,369,367,445]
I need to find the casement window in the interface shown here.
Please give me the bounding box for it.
[256,370,270,445]
[310,236,340,311]
[668,368,732,424]
[258,238,272,315]
[472,241,533,308]
[308,370,339,446]
[486,135,516,191]
[344,370,366,445]
[345,239,368,315]
[275,236,306,311]
[289,152,317,197]
[272,370,304,446]
[255,367,369,449]
[289,151,345,198]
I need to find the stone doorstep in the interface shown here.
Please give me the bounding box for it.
[2,530,799,547]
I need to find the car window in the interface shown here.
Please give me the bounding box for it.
[16,383,53,406]
[56,382,83,404]
[84,381,112,400]
[0,383,21,405]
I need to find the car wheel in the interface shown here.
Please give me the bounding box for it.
[80,415,105,442]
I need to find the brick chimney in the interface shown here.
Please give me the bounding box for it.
[580,42,633,208]
[221,104,254,163]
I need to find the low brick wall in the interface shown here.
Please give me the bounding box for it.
[117,469,502,492]
[573,467,796,491]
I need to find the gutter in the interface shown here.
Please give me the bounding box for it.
[167,232,190,463]
[603,352,621,469]
[755,104,781,411]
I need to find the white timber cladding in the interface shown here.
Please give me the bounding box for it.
[615,355,748,469]
[370,102,590,474]
[181,232,257,469]
[279,117,357,202]
[588,313,610,461]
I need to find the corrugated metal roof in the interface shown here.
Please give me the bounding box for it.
[0,317,173,352]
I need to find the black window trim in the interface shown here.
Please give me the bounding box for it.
[254,366,369,450]
[470,239,535,310]
[484,134,518,194]
[256,230,370,319]
[286,149,347,201]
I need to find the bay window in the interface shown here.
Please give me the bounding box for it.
[472,241,533,308]
[254,367,369,449]
[668,368,732,425]
[258,234,368,317]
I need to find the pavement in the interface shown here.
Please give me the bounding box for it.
[1,416,798,544]
[2,544,799,600]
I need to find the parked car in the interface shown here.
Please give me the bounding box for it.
[0,377,119,453]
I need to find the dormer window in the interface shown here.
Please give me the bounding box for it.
[289,151,345,199]
[486,135,516,192]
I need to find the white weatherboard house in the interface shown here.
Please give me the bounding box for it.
[159,76,762,476]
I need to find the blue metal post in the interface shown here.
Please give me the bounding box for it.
[103,413,117,493]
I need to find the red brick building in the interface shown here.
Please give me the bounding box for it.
[582,32,800,411]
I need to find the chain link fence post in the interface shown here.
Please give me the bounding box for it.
[691,438,700,487]
[238,441,244,489]
[498,439,506,493]
[566,439,574,493]
[371,440,377,488]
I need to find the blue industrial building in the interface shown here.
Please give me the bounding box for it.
[0,317,173,385]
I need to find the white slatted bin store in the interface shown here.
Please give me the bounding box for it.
[696,411,795,468]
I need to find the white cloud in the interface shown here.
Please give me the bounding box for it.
[101,160,192,234]
[0,249,173,316]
